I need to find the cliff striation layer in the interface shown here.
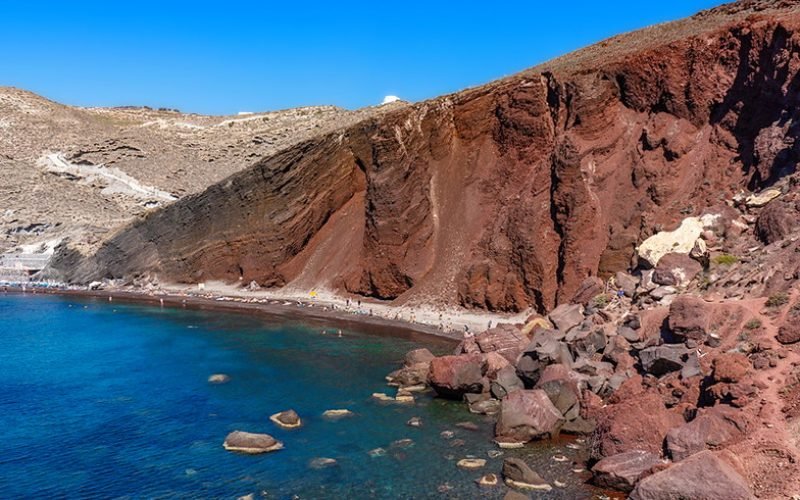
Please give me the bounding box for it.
[60,0,800,312]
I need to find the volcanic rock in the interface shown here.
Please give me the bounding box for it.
[668,296,710,342]
[223,431,284,454]
[490,364,525,399]
[652,253,702,287]
[592,450,664,493]
[665,406,751,461]
[548,304,585,333]
[495,389,564,443]
[269,409,302,429]
[630,450,754,500]
[502,458,552,491]
[592,393,683,458]
[428,354,485,399]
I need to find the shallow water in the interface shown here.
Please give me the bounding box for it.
[0,294,599,498]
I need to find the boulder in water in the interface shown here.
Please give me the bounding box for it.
[223,431,283,454]
[269,409,302,429]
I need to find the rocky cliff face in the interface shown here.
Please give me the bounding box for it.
[62,0,800,312]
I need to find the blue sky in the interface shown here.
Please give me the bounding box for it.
[1,1,722,115]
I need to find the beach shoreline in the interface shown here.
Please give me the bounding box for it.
[1,286,469,347]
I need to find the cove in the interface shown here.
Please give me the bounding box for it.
[0,294,598,498]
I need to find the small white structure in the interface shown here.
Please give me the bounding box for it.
[381,95,401,105]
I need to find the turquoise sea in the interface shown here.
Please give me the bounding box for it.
[0,294,597,498]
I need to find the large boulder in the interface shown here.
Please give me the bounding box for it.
[223,431,284,454]
[592,450,665,493]
[571,276,605,305]
[534,364,582,421]
[665,406,751,461]
[592,393,683,458]
[516,334,573,386]
[490,364,525,399]
[495,389,564,443]
[630,450,754,499]
[637,216,713,267]
[615,272,640,297]
[473,325,528,363]
[777,320,800,345]
[755,198,798,244]
[428,354,485,399]
[712,353,751,383]
[502,458,552,491]
[638,345,694,377]
[404,348,435,366]
[548,304,585,333]
[668,296,710,342]
[652,253,702,287]
[270,409,302,429]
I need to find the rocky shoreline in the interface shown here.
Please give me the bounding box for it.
[382,179,800,499]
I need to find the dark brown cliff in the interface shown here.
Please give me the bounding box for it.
[59,0,800,312]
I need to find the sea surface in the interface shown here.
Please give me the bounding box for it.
[0,294,598,499]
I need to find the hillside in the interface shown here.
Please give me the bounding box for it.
[57,0,800,314]
[0,88,395,258]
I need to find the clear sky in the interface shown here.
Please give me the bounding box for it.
[1,1,723,115]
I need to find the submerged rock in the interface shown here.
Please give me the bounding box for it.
[476,473,499,487]
[502,457,552,491]
[208,373,230,384]
[223,431,283,454]
[322,408,354,418]
[309,457,337,469]
[456,458,487,470]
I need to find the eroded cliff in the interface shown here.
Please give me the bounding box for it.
[60,0,800,312]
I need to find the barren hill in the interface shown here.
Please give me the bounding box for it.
[55,0,800,313]
[0,87,395,256]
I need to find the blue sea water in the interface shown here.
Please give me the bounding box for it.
[0,294,597,499]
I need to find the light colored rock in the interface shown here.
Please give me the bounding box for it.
[592,450,665,492]
[476,473,499,487]
[208,373,230,384]
[309,457,337,469]
[745,188,781,208]
[223,431,283,454]
[457,458,487,469]
[322,409,354,418]
[637,216,718,267]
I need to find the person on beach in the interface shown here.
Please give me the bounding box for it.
[337,329,343,338]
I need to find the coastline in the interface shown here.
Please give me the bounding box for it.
[1,286,464,347]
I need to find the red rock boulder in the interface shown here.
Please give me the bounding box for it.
[630,450,754,500]
[591,392,683,459]
[428,354,486,399]
[495,389,564,443]
[653,253,702,287]
[665,406,751,461]
[668,296,710,342]
[592,450,665,493]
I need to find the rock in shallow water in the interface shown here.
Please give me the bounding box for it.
[269,409,302,429]
[456,458,486,470]
[208,373,230,384]
[495,389,564,443]
[502,457,552,491]
[223,431,283,454]
[322,408,353,418]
